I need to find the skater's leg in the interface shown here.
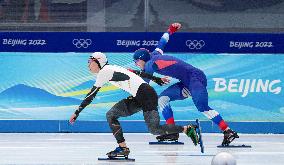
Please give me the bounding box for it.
[188,78,239,145]
[159,82,190,124]
[188,78,229,131]
[143,110,199,145]
[135,84,184,135]
[157,82,191,141]
[143,110,184,135]
[136,83,198,145]
[106,96,141,146]
[105,97,142,158]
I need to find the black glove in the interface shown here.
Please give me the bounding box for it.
[153,77,165,86]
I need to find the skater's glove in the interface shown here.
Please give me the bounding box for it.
[161,76,170,85]
[152,77,163,86]
[167,23,181,35]
[153,76,170,86]
[152,76,170,86]
[69,110,80,124]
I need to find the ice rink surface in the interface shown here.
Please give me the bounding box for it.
[0,133,283,165]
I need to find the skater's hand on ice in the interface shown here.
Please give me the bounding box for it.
[168,23,181,34]
[161,76,170,85]
[69,113,78,125]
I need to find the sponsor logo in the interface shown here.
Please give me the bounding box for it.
[72,39,92,48]
[230,41,254,49]
[229,41,274,49]
[2,39,27,46]
[185,40,205,49]
[117,40,141,47]
[2,39,47,46]
[213,78,281,97]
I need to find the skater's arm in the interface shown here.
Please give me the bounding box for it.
[153,23,181,56]
[76,86,100,115]
[70,69,113,124]
[128,68,151,83]
[70,86,101,123]
[75,69,112,115]
[128,69,169,86]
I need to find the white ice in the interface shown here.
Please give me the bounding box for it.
[0,133,283,165]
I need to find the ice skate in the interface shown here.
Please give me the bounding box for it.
[184,120,204,153]
[195,119,204,153]
[98,146,135,161]
[149,133,184,145]
[218,129,250,148]
[156,133,179,142]
[221,129,239,146]
[106,146,130,159]
[185,124,199,146]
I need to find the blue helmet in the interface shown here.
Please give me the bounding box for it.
[133,48,150,62]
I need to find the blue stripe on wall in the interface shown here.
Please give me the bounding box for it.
[0,120,283,134]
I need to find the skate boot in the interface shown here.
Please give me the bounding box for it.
[222,129,239,146]
[156,133,179,142]
[106,146,130,159]
[185,125,199,146]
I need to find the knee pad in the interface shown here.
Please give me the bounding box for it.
[158,96,170,110]
[182,87,191,98]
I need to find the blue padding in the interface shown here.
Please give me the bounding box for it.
[0,120,59,133]
[0,120,283,134]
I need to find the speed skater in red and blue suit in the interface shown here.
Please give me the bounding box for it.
[132,23,239,146]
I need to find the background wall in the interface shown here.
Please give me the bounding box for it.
[0,45,283,133]
[0,52,283,122]
[0,1,283,133]
[0,0,284,32]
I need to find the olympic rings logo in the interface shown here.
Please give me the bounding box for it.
[185,40,205,49]
[72,39,92,48]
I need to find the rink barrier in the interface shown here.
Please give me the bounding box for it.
[0,120,283,133]
[0,32,284,53]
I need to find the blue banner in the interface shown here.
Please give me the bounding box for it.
[0,32,284,53]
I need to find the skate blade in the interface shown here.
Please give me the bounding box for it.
[149,141,184,145]
[221,136,238,146]
[195,119,204,153]
[217,144,252,148]
[156,138,179,142]
[98,157,135,161]
[228,136,237,143]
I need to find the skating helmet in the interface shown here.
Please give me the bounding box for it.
[133,48,151,63]
[89,52,108,69]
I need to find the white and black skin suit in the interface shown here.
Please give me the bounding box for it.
[73,64,184,144]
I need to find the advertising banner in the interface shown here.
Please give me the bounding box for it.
[0,32,283,53]
[0,52,283,122]
[1,32,283,132]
